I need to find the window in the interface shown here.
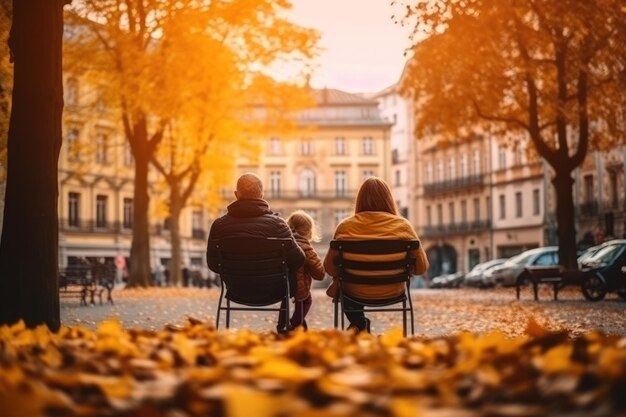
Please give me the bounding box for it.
[124,141,134,166]
[334,170,347,197]
[515,191,522,217]
[472,149,480,175]
[534,252,556,266]
[66,78,79,106]
[163,217,171,231]
[334,209,350,227]
[302,209,318,222]
[486,196,491,220]
[461,200,467,223]
[513,143,523,166]
[533,189,541,215]
[123,198,133,229]
[299,168,316,197]
[426,205,432,226]
[437,203,443,226]
[473,197,480,221]
[96,195,107,228]
[498,146,507,170]
[68,192,80,227]
[447,157,455,180]
[499,194,506,219]
[424,163,432,184]
[269,171,281,198]
[191,211,203,239]
[362,136,374,155]
[583,175,594,203]
[449,202,455,224]
[460,154,468,177]
[301,138,313,156]
[362,169,375,181]
[95,133,108,164]
[609,171,618,209]
[436,159,443,182]
[96,89,106,113]
[335,137,346,155]
[67,128,79,160]
[395,169,401,186]
[269,137,281,155]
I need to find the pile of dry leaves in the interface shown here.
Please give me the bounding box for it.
[1,318,625,417]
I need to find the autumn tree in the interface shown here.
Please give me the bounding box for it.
[399,0,626,269]
[0,0,11,181]
[66,0,318,287]
[147,7,317,286]
[0,0,67,329]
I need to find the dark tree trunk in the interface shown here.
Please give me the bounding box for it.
[168,188,183,287]
[0,0,63,330]
[128,134,152,287]
[553,173,578,270]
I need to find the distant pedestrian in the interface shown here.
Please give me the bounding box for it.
[114,253,126,284]
[154,265,165,287]
[182,265,190,287]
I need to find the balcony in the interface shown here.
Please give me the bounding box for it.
[266,189,357,200]
[423,175,485,195]
[59,219,132,234]
[421,220,492,238]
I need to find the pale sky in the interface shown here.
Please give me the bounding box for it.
[286,0,414,94]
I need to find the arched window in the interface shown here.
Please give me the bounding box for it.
[66,78,79,106]
[299,168,316,197]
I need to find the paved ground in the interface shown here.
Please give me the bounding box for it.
[60,285,626,337]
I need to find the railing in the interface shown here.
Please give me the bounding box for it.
[266,190,358,200]
[578,199,626,217]
[423,175,485,194]
[192,229,206,240]
[60,219,207,240]
[421,220,492,237]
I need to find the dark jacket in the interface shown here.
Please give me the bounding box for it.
[206,199,305,277]
[293,232,325,301]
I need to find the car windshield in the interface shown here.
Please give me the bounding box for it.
[506,252,535,266]
[585,244,625,265]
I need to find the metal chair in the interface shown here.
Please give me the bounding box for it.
[207,237,292,331]
[331,240,419,336]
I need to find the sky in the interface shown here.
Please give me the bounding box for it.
[285,0,415,94]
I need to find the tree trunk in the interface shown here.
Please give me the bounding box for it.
[128,136,152,287]
[552,173,578,270]
[0,0,63,330]
[168,191,183,287]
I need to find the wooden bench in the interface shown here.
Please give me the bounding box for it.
[59,263,115,306]
[516,266,565,301]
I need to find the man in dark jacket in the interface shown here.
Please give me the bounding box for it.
[206,173,305,327]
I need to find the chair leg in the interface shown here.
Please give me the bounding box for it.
[215,285,225,330]
[226,299,231,329]
[340,295,345,330]
[407,290,415,336]
[284,295,290,332]
[333,298,338,329]
[402,300,407,337]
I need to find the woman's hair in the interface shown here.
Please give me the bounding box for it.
[354,177,398,215]
[287,210,321,242]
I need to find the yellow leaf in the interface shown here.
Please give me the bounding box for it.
[525,316,549,338]
[380,327,404,348]
[224,384,280,417]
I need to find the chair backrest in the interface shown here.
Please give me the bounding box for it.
[207,237,291,305]
[330,240,420,285]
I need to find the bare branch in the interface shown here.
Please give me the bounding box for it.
[472,100,529,130]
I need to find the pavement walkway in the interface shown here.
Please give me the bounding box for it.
[60,286,626,337]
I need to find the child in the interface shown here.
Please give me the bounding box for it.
[284,210,325,330]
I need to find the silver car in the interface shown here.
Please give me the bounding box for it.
[464,258,507,288]
[490,247,559,287]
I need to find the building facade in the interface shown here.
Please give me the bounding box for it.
[58,76,210,271]
[229,88,392,254]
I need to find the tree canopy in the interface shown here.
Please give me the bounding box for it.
[398,0,626,268]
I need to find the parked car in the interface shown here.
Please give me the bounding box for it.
[490,247,559,287]
[430,271,465,288]
[580,240,626,301]
[464,259,508,288]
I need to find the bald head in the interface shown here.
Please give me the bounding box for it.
[235,173,264,200]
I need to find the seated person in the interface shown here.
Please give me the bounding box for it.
[324,177,429,333]
[207,173,304,330]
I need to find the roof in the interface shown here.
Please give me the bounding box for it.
[311,88,378,106]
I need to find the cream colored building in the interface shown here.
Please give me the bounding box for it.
[58,76,209,271]
[230,88,392,253]
[489,136,548,258]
